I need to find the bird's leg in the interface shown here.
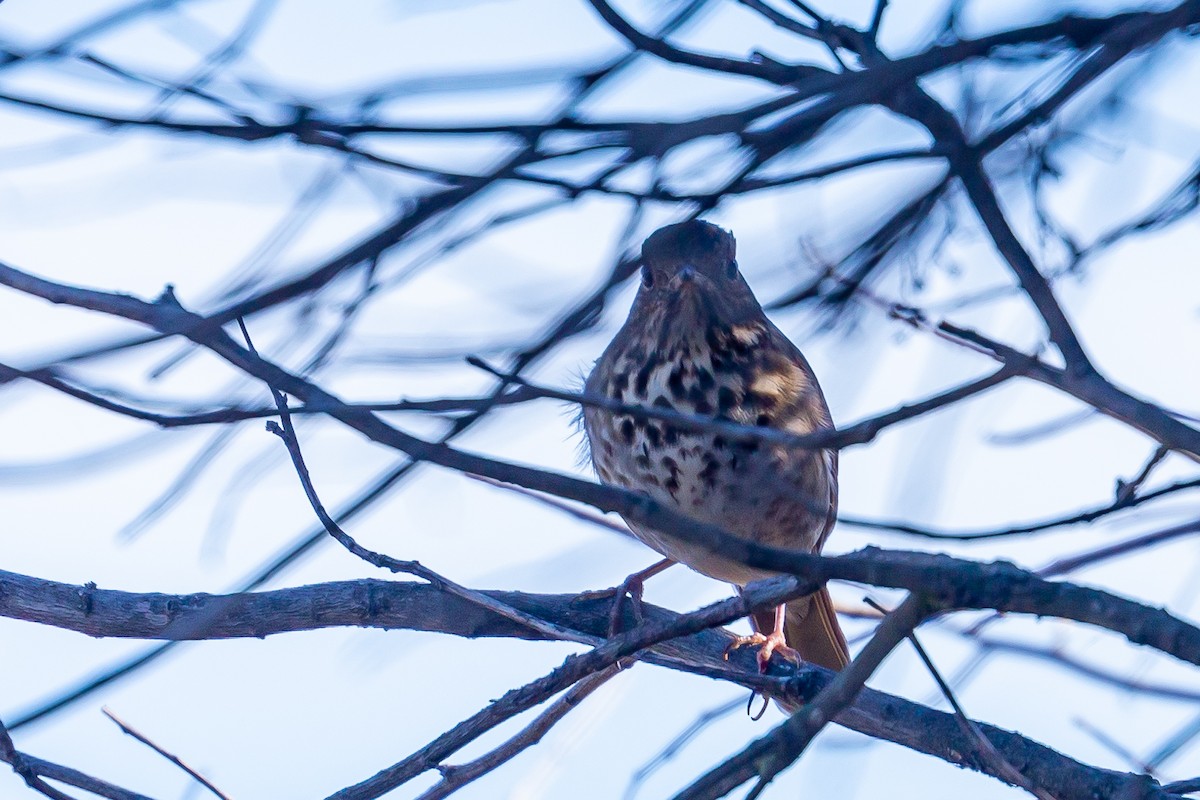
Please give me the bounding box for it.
[725,602,801,673]
[576,558,674,634]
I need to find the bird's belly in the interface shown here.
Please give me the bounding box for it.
[588,423,828,586]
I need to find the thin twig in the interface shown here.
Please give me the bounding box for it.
[868,0,888,38]
[465,473,634,538]
[0,727,152,800]
[237,318,591,647]
[416,665,623,800]
[872,598,1057,800]
[1163,776,1200,794]
[840,477,1200,540]
[102,707,231,800]
[467,356,1015,455]
[624,697,746,800]
[1073,717,1155,776]
[1117,446,1170,503]
[0,716,79,800]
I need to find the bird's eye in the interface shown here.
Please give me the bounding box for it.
[641,265,655,288]
[726,259,739,279]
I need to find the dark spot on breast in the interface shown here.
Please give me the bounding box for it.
[712,436,726,450]
[609,372,629,398]
[696,368,714,391]
[634,362,653,396]
[694,397,713,415]
[664,476,680,497]
[620,418,635,443]
[663,428,679,445]
[635,453,650,468]
[660,456,679,475]
[653,395,672,409]
[646,425,662,447]
[735,439,759,454]
[668,367,685,399]
[705,327,726,354]
[699,457,721,485]
[717,386,738,414]
[756,413,771,427]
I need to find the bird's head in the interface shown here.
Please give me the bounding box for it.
[635,219,763,330]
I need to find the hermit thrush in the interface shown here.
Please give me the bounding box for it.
[582,219,848,672]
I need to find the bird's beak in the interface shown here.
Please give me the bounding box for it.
[670,266,697,290]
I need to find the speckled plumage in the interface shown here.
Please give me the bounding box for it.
[583,219,848,671]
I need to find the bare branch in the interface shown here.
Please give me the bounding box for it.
[674,595,929,799]
[841,477,1200,540]
[0,716,80,800]
[938,321,1200,460]
[897,604,1057,800]
[102,708,230,800]
[586,0,784,80]
[326,577,822,800]
[415,666,622,800]
[0,567,1181,800]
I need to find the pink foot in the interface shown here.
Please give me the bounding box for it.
[724,631,801,673]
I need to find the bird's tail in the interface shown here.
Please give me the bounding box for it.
[788,587,849,670]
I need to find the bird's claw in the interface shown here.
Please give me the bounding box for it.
[724,631,801,673]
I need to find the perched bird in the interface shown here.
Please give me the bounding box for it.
[582,219,848,672]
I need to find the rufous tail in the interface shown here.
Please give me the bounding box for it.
[787,587,849,670]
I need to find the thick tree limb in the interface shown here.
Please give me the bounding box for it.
[0,569,1177,800]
